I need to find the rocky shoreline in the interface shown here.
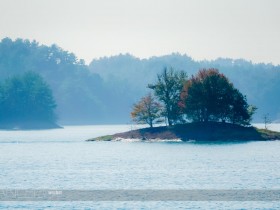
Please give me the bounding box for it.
[87,122,280,142]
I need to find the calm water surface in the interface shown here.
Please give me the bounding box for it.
[0,124,280,209]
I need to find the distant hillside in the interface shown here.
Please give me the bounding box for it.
[0,38,279,124]
[90,53,280,122]
[0,38,115,124]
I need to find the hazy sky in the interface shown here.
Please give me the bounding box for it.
[0,0,279,64]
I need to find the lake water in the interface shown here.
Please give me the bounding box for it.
[0,124,280,209]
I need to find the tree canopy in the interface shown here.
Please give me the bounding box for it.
[180,69,255,125]
[131,93,162,128]
[0,72,57,127]
[148,67,188,126]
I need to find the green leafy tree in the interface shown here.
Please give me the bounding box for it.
[180,69,255,125]
[148,67,187,126]
[228,89,256,125]
[131,93,162,128]
[0,72,57,125]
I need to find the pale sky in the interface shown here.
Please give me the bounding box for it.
[0,0,279,64]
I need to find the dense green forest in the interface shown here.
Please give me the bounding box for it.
[0,38,279,124]
[0,72,57,128]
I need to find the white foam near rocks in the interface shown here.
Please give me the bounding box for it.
[111,137,182,142]
[112,137,141,142]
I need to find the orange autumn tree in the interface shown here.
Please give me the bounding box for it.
[131,93,162,128]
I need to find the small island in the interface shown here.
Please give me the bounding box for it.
[87,122,280,142]
[88,68,280,142]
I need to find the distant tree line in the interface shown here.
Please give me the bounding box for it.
[1,37,278,125]
[131,68,256,127]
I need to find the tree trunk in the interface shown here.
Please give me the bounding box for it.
[149,121,153,128]
[168,118,172,126]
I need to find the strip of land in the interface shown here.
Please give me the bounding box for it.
[0,121,61,130]
[86,122,280,142]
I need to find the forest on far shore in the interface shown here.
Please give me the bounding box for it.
[0,37,279,125]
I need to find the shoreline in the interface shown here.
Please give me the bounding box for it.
[0,122,62,130]
[87,122,280,142]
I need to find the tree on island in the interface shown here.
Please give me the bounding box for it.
[148,67,188,126]
[263,113,271,130]
[179,69,256,125]
[0,72,57,127]
[131,93,162,128]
